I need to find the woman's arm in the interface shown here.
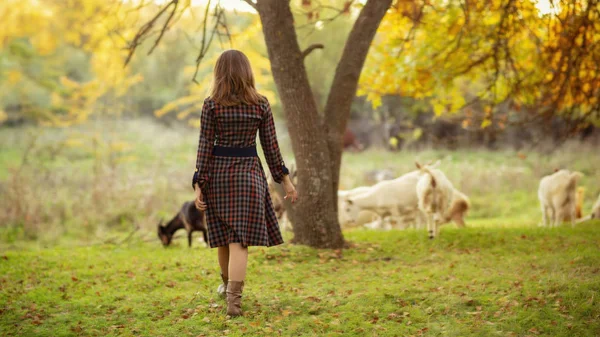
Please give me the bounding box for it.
[192,99,215,192]
[258,100,288,184]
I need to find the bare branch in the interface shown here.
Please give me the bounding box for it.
[147,0,179,55]
[125,0,179,66]
[192,3,229,83]
[302,43,324,59]
[297,0,356,30]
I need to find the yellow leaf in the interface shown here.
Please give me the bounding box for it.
[412,128,423,139]
[65,139,84,147]
[582,83,591,93]
[481,119,492,129]
[433,103,445,116]
[7,70,22,84]
[371,96,382,110]
[188,118,201,129]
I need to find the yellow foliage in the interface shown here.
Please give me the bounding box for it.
[110,141,131,153]
[188,118,201,129]
[65,139,85,148]
[0,110,7,124]
[412,128,423,140]
[0,0,143,126]
[432,102,445,116]
[481,118,492,129]
[7,70,22,84]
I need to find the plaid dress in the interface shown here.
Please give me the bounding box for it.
[192,98,287,248]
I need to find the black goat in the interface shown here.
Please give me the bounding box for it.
[158,201,208,247]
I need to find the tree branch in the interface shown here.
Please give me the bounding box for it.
[125,0,180,66]
[323,0,393,134]
[302,43,324,58]
[322,0,393,205]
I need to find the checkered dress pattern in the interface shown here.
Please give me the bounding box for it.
[193,98,286,248]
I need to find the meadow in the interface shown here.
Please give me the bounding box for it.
[1,120,599,336]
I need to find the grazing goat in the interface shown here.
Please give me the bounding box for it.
[341,161,469,237]
[593,194,600,220]
[576,193,600,224]
[338,187,380,229]
[416,162,455,239]
[575,187,585,219]
[158,201,208,247]
[343,170,424,228]
[538,169,583,227]
[442,189,470,228]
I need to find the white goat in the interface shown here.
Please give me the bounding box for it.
[416,162,455,239]
[576,193,600,224]
[338,187,380,229]
[538,169,583,227]
[342,170,423,228]
[593,194,600,220]
[442,189,470,228]
[342,161,469,236]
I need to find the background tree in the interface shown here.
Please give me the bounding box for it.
[360,0,600,135]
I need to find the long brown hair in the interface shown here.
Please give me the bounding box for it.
[210,50,264,106]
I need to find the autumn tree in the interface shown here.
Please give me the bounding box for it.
[360,0,600,134]
[0,0,145,126]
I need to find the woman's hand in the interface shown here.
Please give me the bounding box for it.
[282,175,298,204]
[194,184,207,211]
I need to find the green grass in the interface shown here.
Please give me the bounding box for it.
[2,120,600,335]
[1,225,600,336]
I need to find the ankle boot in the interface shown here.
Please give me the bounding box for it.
[217,273,228,299]
[226,280,244,317]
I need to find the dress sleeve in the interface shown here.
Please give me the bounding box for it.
[192,99,215,191]
[259,100,289,184]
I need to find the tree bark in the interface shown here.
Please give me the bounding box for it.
[255,0,391,248]
[323,0,393,208]
[256,0,344,248]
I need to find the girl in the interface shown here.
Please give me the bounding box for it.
[192,50,298,317]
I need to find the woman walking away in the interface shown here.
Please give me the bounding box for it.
[192,50,298,317]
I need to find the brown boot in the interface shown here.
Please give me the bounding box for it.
[217,273,228,299]
[226,280,244,317]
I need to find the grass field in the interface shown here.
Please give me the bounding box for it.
[1,225,600,336]
[1,119,600,336]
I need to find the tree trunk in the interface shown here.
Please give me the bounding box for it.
[323,0,393,206]
[255,0,391,248]
[256,0,344,248]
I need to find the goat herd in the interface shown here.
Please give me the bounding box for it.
[158,161,600,247]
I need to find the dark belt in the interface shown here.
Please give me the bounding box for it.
[212,145,258,157]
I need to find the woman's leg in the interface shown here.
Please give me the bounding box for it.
[228,243,248,281]
[226,243,248,317]
[216,246,229,298]
[218,246,230,278]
